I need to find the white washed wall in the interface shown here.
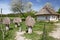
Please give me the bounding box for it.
[50,16,58,22]
[37,16,48,21]
[37,15,58,22]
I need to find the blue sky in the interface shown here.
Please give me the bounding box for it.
[0,0,60,14]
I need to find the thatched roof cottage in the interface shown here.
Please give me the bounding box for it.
[35,3,60,22]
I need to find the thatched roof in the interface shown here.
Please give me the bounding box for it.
[13,17,22,23]
[35,3,60,16]
[3,17,10,24]
[25,16,35,27]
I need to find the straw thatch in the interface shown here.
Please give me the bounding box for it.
[25,16,35,27]
[35,3,60,16]
[3,17,10,25]
[13,17,22,23]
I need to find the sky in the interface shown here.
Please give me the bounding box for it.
[0,0,60,14]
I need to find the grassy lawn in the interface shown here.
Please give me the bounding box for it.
[0,23,19,40]
[0,20,58,40]
[24,21,57,40]
[33,21,57,33]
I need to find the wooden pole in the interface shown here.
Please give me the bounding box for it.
[1,8,4,40]
[41,22,48,40]
[1,8,2,21]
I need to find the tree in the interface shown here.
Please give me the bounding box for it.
[57,8,60,14]
[11,0,32,17]
[25,2,32,12]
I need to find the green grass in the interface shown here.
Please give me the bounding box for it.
[24,32,58,40]
[0,21,58,40]
[24,32,41,40]
[21,21,27,31]
[24,21,57,40]
[0,24,6,40]
[4,23,16,40]
[0,23,19,40]
[33,21,56,32]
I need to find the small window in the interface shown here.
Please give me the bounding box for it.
[52,16,55,18]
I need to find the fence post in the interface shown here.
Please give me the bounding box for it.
[41,22,48,40]
[1,8,5,40]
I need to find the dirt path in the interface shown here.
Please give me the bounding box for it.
[15,31,31,40]
[34,31,43,35]
[49,23,60,39]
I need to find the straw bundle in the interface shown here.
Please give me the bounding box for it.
[3,17,10,31]
[13,17,22,24]
[3,17,10,25]
[25,16,35,27]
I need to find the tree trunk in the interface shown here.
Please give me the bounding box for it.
[28,26,32,34]
[5,24,9,31]
[19,27,22,32]
[15,23,20,27]
[15,23,22,31]
[18,23,22,32]
[17,23,20,27]
[15,23,18,28]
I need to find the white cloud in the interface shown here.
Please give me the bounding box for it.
[54,6,60,11]
[0,3,12,14]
